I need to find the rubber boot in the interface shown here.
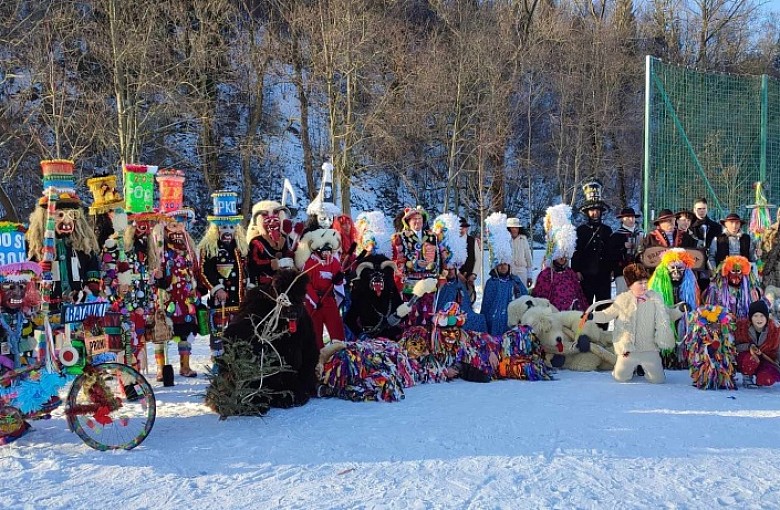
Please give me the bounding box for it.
[178,338,197,377]
[154,344,166,382]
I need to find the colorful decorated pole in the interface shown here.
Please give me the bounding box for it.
[746,181,776,275]
[39,162,64,371]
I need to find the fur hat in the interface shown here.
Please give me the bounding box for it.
[623,263,650,288]
[544,204,577,262]
[432,213,466,268]
[748,300,769,321]
[485,212,513,267]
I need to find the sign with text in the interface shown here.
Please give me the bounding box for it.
[640,246,706,270]
[61,302,110,324]
[0,229,27,265]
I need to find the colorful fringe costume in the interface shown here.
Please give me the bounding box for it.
[681,305,738,390]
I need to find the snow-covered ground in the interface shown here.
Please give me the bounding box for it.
[2,339,780,510]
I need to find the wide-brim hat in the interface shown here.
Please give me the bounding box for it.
[459,216,470,228]
[675,209,696,221]
[720,213,744,226]
[506,217,522,228]
[616,207,640,219]
[579,200,609,213]
[653,209,676,225]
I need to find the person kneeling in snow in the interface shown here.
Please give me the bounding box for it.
[734,300,780,387]
[589,263,675,383]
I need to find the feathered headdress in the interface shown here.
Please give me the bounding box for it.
[432,213,465,268]
[544,204,577,263]
[355,211,392,257]
[484,212,513,267]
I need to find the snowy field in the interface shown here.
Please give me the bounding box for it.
[2,340,780,510]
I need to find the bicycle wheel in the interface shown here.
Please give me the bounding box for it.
[66,363,156,451]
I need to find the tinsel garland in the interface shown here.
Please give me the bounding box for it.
[0,368,70,415]
[319,339,414,402]
[681,305,737,390]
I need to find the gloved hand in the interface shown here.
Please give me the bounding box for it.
[282,219,293,235]
[576,335,591,353]
[551,354,566,368]
[677,302,690,314]
[586,312,594,321]
[332,271,345,285]
[293,221,305,236]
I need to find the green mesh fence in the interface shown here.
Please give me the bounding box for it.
[643,56,780,228]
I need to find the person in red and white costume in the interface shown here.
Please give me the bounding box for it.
[296,228,346,349]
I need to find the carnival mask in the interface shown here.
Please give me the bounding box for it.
[257,210,282,241]
[55,209,81,236]
[134,220,152,239]
[315,244,333,264]
[165,222,187,249]
[370,271,384,296]
[669,263,686,282]
[317,212,333,230]
[0,280,39,310]
[218,225,235,245]
[728,269,743,287]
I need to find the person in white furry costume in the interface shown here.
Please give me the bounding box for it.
[588,263,676,383]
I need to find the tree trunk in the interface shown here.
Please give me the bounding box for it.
[292,37,315,203]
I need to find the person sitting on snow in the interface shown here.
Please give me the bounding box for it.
[734,300,780,387]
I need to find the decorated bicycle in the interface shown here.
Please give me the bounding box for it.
[0,160,155,450]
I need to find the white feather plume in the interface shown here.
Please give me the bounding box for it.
[355,211,392,257]
[484,212,513,266]
[433,213,466,267]
[544,204,577,261]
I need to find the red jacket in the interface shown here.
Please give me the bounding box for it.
[303,255,343,309]
[735,318,780,361]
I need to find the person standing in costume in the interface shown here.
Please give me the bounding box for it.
[691,197,722,291]
[608,207,643,295]
[432,213,486,333]
[647,248,700,369]
[296,228,346,349]
[734,300,780,387]
[708,213,755,270]
[0,261,42,372]
[150,169,201,379]
[639,208,698,254]
[571,180,612,304]
[533,204,587,312]
[481,212,527,336]
[246,200,295,287]
[458,217,481,304]
[391,206,441,326]
[507,217,533,287]
[704,255,761,319]
[198,191,247,349]
[26,160,101,309]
